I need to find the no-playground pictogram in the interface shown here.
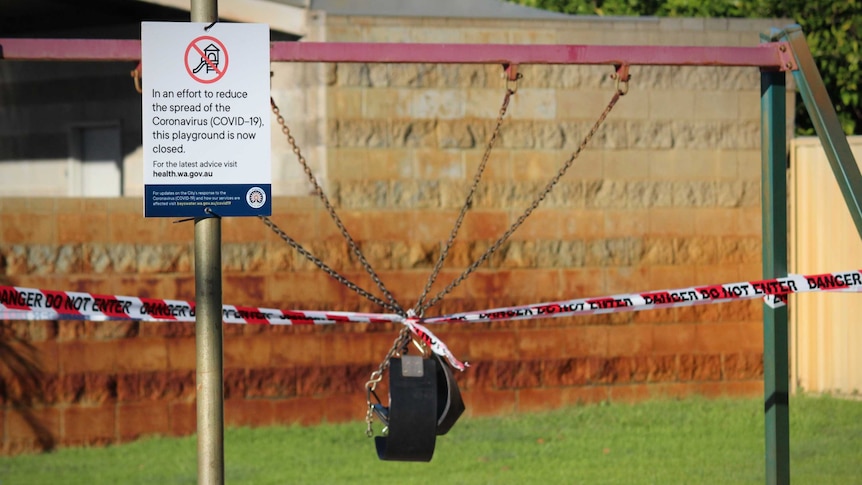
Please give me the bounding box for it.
[185,35,229,84]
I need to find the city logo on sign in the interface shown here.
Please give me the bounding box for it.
[246,187,266,209]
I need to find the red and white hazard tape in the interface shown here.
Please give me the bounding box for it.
[403,317,469,371]
[422,270,862,325]
[0,286,400,325]
[10,270,857,326]
[3,269,861,372]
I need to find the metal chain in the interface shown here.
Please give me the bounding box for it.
[413,83,517,315]
[258,215,400,313]
[269,97,413,438]
[418,86,626,314]
[270,98,405,316]
[364,326,411,437]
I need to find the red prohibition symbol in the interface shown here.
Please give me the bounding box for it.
[185,35,229,84]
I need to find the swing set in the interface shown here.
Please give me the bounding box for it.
[3,22,862,484]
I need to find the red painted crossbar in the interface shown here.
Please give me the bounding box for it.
[270,42,788,67]
[0,39,142,62]
[0,38,789,68]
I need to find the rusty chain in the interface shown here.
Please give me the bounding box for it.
[269,98,405,316]
[130,68,401,315]
[417,82,627,314]
[360,78,520,438]
[265,69,627,439]
[266,74,626,315]
[258,215,400,313]
[364,325,412,437]
[133,61,628,440]
[136,63,626,320]
[268,72,625,309]
[412,79,519,316]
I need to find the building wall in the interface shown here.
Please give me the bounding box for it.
[0,61,143,197]
[0,14,792,453]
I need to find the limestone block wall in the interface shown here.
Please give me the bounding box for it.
[309,12,783,409]
[0,14,792,454]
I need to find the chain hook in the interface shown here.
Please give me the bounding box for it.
[364,371,384,437]
[269,95,406,316]
[364,325,412,437]
[502,63,522,94]
[419,72,625,312]
[130,63,143,94]
[611,64,630,96]
[414,70,519,314]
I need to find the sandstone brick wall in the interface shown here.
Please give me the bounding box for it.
[0,189,764,455]
[0,14,790,454]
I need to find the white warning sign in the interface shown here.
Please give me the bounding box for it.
[141,22,271,218]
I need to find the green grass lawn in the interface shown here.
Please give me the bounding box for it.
[1,395,860,484]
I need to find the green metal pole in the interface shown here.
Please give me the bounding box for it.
[760,68,790,485]
[191,1,223,484]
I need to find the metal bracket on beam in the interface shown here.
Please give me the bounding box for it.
[776,42,797,71]
[503,63,519,82]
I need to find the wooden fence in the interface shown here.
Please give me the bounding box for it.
[790,137,862,396]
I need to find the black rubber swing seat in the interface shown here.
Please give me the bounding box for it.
[374,354,465,462]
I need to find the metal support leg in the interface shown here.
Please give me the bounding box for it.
[195,216,224,485]
[191,3,223,484]
[776,25,862,238]
[760,68,790,485]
